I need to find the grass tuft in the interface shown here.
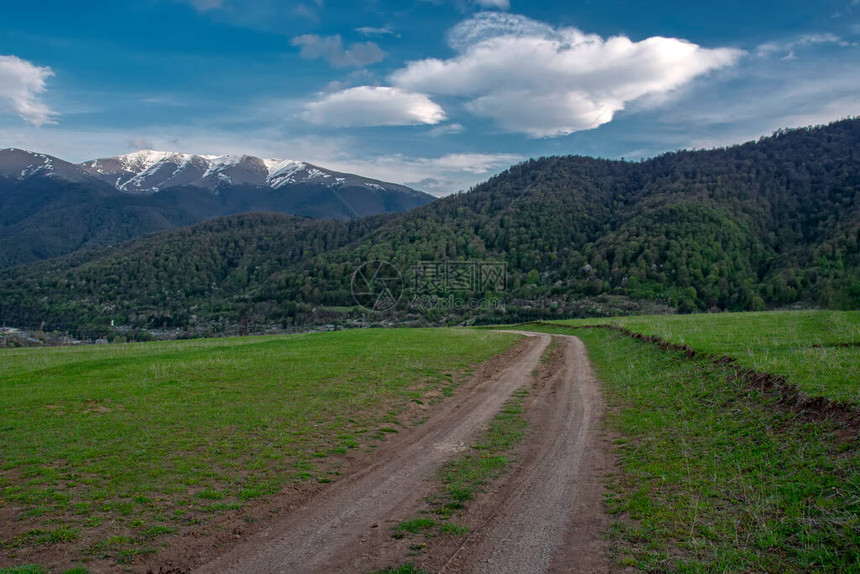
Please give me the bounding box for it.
[393,518,436,539]
[368,565,429,574]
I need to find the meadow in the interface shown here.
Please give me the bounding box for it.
[544,310,860,403]
[0,329,517,571]
[527,311,859,572]
[3,310,857,573]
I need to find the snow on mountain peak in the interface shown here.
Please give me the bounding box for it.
[0,149,99,184]
[263,159,311,188]
[262,158,302,174]
[3,147,427,202]
[116,150,189,172]
[65,149,420,196]
[202,154,250,179]
[19,153,53,179]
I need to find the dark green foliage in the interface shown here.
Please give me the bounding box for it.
[1,119,857,335]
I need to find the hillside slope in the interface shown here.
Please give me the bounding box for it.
[1,119,857,335]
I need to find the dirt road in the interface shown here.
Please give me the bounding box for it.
[193,332,608,574]
[434,334,610,574]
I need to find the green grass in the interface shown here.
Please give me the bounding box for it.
[532,325,859,572]
[393,518,437,539]
[0,567,87,574]
[438,388,529,506]
[0,328,518,568]
[0,567,46,574]
[542,311,859,404]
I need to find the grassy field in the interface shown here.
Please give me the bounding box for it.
[526,318,859,572]
[543,311,860,404]
[0,329,518,571]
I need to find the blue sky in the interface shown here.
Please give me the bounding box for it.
[1,0,858,195]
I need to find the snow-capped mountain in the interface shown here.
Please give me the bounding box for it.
[0,147,436,268]
[78,151,266,193]
[1,148,428,198]
[76,150,421,196]
[0,148,95,184]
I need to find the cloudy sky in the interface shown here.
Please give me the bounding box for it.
[1,0,858,195]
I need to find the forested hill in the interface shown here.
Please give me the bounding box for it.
[1,119,857,336]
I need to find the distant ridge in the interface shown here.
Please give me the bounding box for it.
[0,148,435,268]
[76,150,426,196]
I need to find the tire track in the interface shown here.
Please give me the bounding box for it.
[194,333,551,574]
[434,333,609,574]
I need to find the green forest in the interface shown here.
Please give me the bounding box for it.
[1,119,857,337]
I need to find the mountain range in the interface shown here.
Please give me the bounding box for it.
[0,149,434,268]
[0,119,857,337]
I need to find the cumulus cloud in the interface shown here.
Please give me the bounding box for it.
[391,12,743,137]
[292,34,386,68]
[0,55,57,127]
[303,86,446,127]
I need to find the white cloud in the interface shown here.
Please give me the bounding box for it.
[292,3,320,20]
[638,48,860,157]
[449,0,510,11]
[756,33,856,60]
[414,152,518,174]
[474,0,510,9]
[303,86,446,127]
[446,11,551,51]
[356,26,399,38]
[429,123,465,136]
[322,152,521,195]
[292,34,386,68]
[0,55,57,127]
[661,58,860,126]
[390,12,743,137]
